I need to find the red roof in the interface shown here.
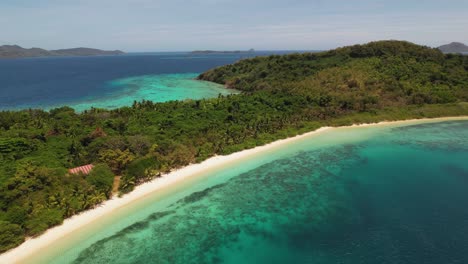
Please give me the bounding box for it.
[69,164,94,175]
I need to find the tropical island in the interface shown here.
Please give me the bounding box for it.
[0,45,125,59]
[0,40,467,254]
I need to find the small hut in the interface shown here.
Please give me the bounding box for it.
[69,164,94,175]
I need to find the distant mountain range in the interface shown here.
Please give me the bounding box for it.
[0,45,125,59]
[438,42,468,53]
[191,49,255,54]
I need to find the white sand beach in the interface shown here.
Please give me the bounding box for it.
[1,116,467,264]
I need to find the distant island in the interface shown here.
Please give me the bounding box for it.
[0,45,125,59]
[438,42,468,53]
[191,49,255,54]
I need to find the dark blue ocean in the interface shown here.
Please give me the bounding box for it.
[0,51,296,111]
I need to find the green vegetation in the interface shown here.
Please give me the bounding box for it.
[199,40,467,106]
[0,40,467,252]
[87,164,115,197]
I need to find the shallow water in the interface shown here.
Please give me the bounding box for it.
[37,120,468,264]
[44,73,237,112]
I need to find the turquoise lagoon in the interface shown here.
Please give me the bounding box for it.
[29,119,468,264]
[8,73,236,112]
[50,73,237,112]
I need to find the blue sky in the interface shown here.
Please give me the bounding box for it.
[1,0,467,51]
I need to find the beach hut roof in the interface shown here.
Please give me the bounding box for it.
[69,164,94,175]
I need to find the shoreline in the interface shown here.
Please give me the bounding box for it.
[1,116,467,263]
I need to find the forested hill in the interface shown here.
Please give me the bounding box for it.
[0,40,467,253]
[199,40,468,107]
